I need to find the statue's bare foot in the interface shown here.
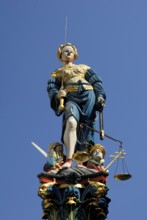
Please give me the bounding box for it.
[76,163,87,169]
[61,159,72,169]
[47,169,59,174]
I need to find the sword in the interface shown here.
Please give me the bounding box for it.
[99,111,104,140]
[31,141,47,158]
[59,70,65,111]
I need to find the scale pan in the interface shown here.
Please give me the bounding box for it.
[72,151,91,163]
[114,173,132,181]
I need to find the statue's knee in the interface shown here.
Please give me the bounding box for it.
[66,116,77,130]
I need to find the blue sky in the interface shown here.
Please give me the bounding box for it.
[0,0,147,219]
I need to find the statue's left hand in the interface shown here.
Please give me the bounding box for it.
[97,97,105,111]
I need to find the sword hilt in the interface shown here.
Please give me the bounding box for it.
[59,98,64,110]
[100,129,105,140]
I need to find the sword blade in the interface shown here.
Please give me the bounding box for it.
[31,141,47,158]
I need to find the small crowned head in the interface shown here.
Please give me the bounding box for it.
[48,142,63,156]
[89,144,106,158]
[57,43,78,62]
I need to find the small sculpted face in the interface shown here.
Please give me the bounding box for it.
[91,149,103,162]
[50,144,63,159]
[61,46,75,63]
[38,184,48,198]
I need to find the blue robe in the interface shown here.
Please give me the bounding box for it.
[47,67,106,151]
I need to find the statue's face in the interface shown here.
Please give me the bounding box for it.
[92,149,103,162]
[61,46,75,62]
[55,145,63,159]
[38,183,48,198]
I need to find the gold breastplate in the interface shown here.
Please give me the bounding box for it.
[51,64,90,84]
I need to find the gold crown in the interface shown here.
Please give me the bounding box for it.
[48,142,63,151]
[89,144,106,157]
[56,43,78,61]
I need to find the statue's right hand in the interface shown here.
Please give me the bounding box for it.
[57,89,67,100]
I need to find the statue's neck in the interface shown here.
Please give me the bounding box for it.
[62,61,73,66]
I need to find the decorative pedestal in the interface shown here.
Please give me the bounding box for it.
[38,168,111,220]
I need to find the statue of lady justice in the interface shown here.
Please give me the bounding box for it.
[47,43,106,169]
